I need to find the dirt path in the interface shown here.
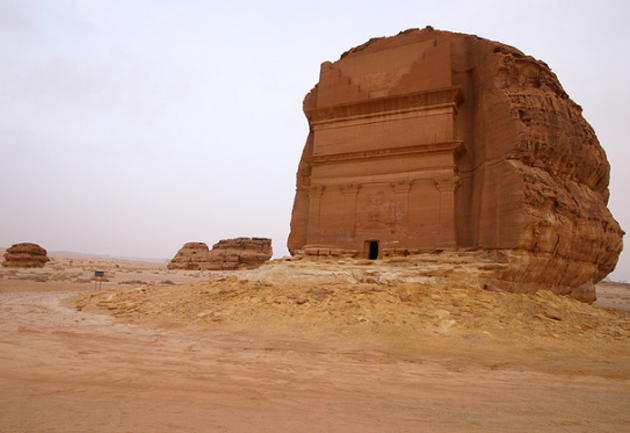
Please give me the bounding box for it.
[1,289,629,433]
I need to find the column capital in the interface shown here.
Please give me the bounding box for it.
[308,185,325,199]
[391,180,411,194]
[434,176,460,193]
[340,183,360,196]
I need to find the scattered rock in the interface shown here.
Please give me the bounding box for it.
[399,293,412,302]
[196,310,213,319]
[75,277,630,364]
[434,310,451,319]
[485,284,504,293]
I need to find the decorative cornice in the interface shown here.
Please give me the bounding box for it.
[305,85,464,123]
[306,140,465,166]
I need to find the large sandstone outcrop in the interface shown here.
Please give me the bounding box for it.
[288,27,623,302]
[207,237,273,270]
[2,243,50,268]
[167,242,212,270]
[168,238,272,271]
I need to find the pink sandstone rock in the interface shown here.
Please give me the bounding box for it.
[168,238,272,271]
[2,243,50,268]
[287,27,623,302]
[205,238,273,270]
[167,242,211,270]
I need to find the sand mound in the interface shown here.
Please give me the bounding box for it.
[76,274,630,376]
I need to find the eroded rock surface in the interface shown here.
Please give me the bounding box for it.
[2,243,50,268]
[288,27,623,302]
[167,242,211,270]
[206,238,272,270]
[168,238,272,271]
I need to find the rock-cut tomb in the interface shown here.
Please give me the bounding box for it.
[288,28,623,301]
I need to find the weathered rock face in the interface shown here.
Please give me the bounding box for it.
[206,238,273,270]
[167,242,212,270]
[288,27,623,302]
[2,243,50,268]
[168,238,272,271]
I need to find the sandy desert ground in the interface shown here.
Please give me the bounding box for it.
[1,251,629,432]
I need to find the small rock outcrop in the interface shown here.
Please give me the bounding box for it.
[167,242,212,270]
[2,243,50,268]
[168,238,272,271]
[206,238,273,270]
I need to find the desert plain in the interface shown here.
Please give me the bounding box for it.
[1,250,629,432]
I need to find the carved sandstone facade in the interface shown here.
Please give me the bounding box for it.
[288,28,623,300]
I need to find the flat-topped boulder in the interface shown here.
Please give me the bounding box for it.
[168,238,272,271]
[2,243,50,268]
[167,242,211,270]
[206,237,272,270]
[288,27,623,302]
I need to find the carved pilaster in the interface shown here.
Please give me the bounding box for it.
[306,185,325,245]
[391,180,411,234]
[434,177,460,249]
[340,183,360,240]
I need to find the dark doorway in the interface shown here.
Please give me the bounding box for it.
[368,241,379,260]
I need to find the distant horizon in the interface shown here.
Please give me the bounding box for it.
[0,245,168,263]
[48,250,171,263]
[2,243,628,284]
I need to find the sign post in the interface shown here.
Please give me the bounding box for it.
[94,271,105,289]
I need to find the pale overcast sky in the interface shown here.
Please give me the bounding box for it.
[1,0,629,281]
